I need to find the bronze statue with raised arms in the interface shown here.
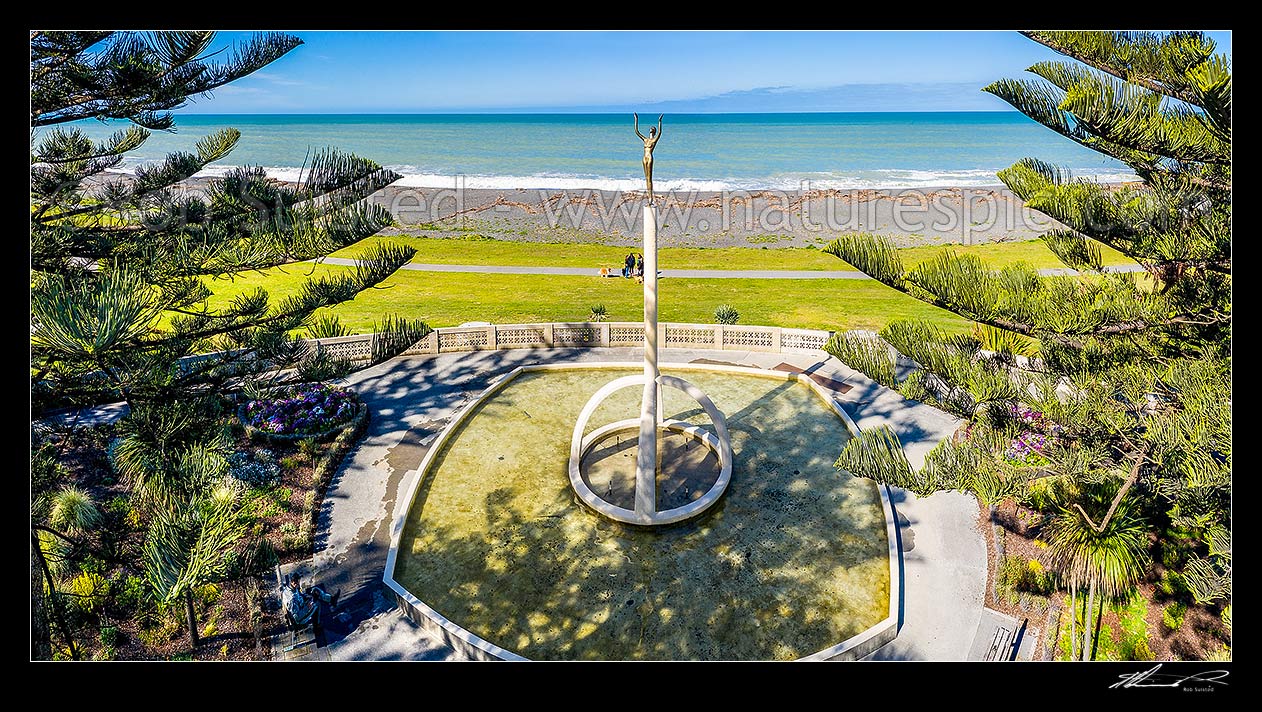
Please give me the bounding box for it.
[633,113,663,203]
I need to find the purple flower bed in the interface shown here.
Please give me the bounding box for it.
[244,383,357,437]
[957,404,1063,465]
[1005,430,1050,462]
[1003,404,1062,464]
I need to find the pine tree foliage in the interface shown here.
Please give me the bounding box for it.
[30,32,423,410]
[144,480,248,606]
[825,31,1231,623]
[30,32,429,651]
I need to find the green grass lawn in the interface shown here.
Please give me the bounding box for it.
[330,233,1136,272]
[202,261,969,334]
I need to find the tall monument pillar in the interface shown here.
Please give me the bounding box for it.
[567,113,732,527]
[635,204,659,518]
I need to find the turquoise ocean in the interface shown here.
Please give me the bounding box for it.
[65,112,1136,190]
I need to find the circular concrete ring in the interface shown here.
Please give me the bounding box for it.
[569,374,733,526]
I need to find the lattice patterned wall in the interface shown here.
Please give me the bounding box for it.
[722,327,774,350]
[553,326,598,344]
[609,326,645,346]
[174,322,836,372]
[665,326,716,347]
[781,329,830,353]
[314,336,373,361]
[438,329,489,352]
[496,326,547,348]
[401,331,437,356]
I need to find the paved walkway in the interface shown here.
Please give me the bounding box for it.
[41,345,990,660]
[315,256,1144,280]
[306,346,987,661]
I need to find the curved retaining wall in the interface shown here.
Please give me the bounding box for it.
[382,359,901,661]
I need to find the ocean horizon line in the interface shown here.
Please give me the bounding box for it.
[71,111,1135,190]
[167,109,1026,117]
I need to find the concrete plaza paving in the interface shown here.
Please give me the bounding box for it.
[302,346,987,661]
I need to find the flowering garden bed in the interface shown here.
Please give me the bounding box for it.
[239,382,361,443]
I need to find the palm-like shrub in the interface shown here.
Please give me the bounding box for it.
[713,304,740,325]
[1043,489,1151,659]
[48,486,101,534]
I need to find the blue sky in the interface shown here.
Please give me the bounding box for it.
[196,30,1233,113]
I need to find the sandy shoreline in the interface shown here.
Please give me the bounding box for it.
[97,175,1067,249]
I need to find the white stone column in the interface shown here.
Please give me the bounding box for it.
[635,204,659,518]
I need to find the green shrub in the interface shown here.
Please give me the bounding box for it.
[1157,569,1189,598]
[279,522,298,536]
[1159,533,1196,569]
[99,625,120,648]
[114,574,150,611]
[997,555,1053,596]
[997,555,1025,591]
[1122,635,1155,661]
[247,540,279,574]
[298,438,320,466]
[80,554,108,575]
[49,486,101,533]
[714,304,740,325]
[30,441,63,498]
[281,531,309,553]
[296,343,355,382]
[895,370,935,403]
[1205,644,1231,662]
[66,572,108,614]
[1021,476,1066,512]
[200,606,221,639]
[1160,543,1184,569]
[1026,558,1054,594]
[105,495,131,518]
[222,549,242,578]
[278,455,304,472]
[1000,587,1021,607]
[826,331,899,388]
[195,583,221,609]
[588,304,609,322]
[306,313,351,339]
[1163,601,1188,631]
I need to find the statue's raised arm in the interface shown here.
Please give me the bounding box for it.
[634,112,647,141]
[654,114,663,143]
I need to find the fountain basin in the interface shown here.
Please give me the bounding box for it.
[384,362,900,660]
